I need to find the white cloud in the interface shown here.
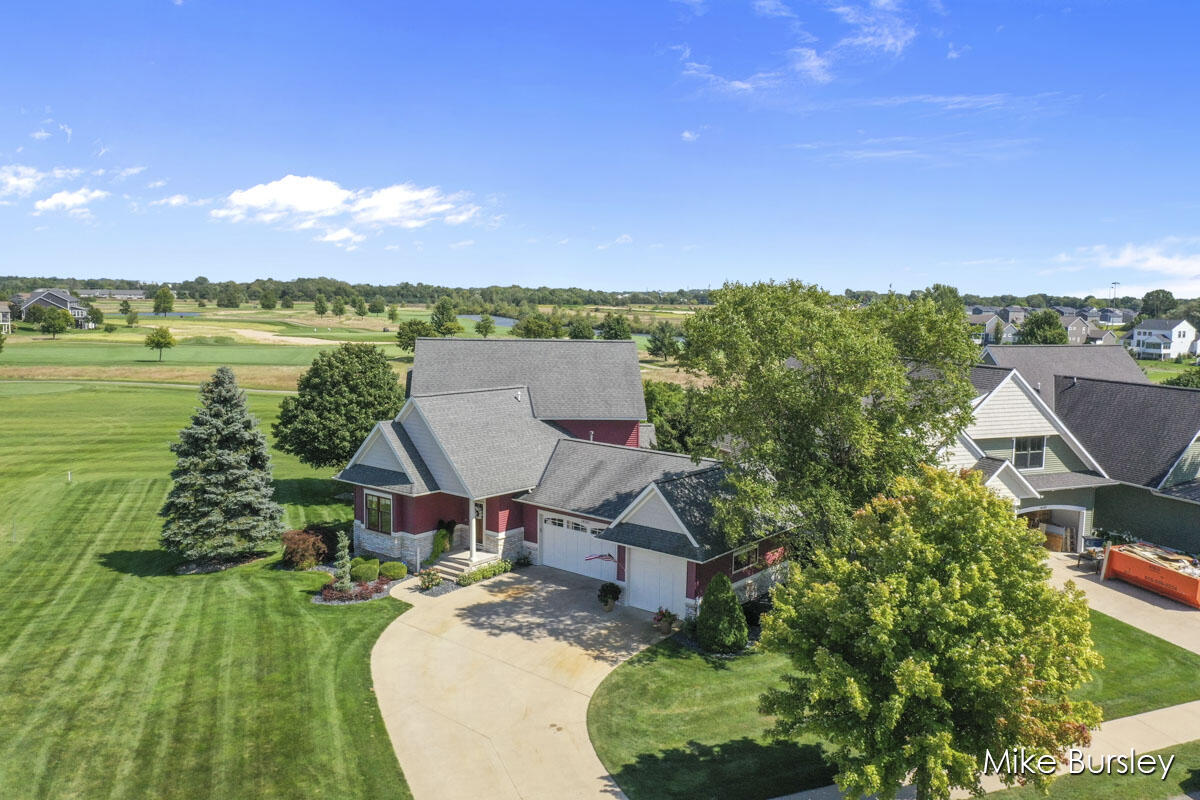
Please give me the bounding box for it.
[1032,237,1200,297]
[58,123,72,143]
[150,193,205,207]
[317,227,365,246]
[115,166,146,180]
[449,239,475,249]
[30,130,51,141]
[671,0,706,14]
[681,59,780,94]
[51,167,82,180]
[946,42,969,59]
[831,2,917,56]
[597,233,633,251]
[34,187,109,217]
[0,165,46,196]
[147,179,167,188]
[752,0,794,18]
[790,47,833,84]
[212,174,486,244]
[557,237,570,245]
[384,244,402,251]
[681,129,700,142]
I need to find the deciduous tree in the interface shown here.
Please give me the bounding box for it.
[597,312,632,340]
[646,320,680,359]
[1019,309,1069,344]
[258,289,277,310]
[679,281,977,548]
[119,299,132,315]
[160,367,285,560]
[330,296,346,316]
[273,343,406,468]
[368,295,386,314]
[314,294,328,316]
[567,317,594,340]
[396,319,435,351]
[642,380,696,453]
[353,295,367,317]
[387,304,399,323]
[125,310,139,327]
[153,286,175,315]
[760,467,1103,800]
[39,308,73,339]
[144,326,176,361]
[512,311,564,339]
[1142,288,1176,318]
[474,313,495,338]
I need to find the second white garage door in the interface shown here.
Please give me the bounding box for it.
[540,514,618,582]
[626,548,688,617]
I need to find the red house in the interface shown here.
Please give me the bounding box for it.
[335,338,786,617]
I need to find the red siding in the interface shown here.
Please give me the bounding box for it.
[392,494,404,532]
[692,534,787,598]
[552,420,639,448]
[400,493,468,534]
[354,487,365,524]
[486,494,522,532]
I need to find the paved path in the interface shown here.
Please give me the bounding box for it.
[373,567,662,800]
[776,554,1200,800]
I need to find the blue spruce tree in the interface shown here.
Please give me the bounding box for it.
[160,366,284,559]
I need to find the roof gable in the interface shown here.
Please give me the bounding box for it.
[980,345,1149,409]
[410,338,647,420]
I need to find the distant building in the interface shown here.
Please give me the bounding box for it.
[15,288,95,329]
[0,301,10,335]
[76,288,146,299]
[1129,319,1197,361]
[999,305,1027,325]
[1060,315,1090,345]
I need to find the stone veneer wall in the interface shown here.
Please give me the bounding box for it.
[353,523,436,571]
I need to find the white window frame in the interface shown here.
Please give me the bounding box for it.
[733,544,758,573]
[1013,436,1046,471]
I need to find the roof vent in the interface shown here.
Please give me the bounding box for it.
[515,389,521,402]
[1036,381,1041,393]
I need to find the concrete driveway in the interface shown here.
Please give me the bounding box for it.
[372,566,662,800]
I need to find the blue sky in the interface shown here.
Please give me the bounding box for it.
[2,1,1198,297]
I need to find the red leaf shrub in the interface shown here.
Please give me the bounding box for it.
[282,529,328,569]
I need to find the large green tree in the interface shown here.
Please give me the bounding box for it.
[153,286,175,315]
[646,320,680,359]
[396,319,435,351]
[760,467,1102,800]
[160,367,285,560]
[679,281,977,547]
[1141,288,1176,318]
[474,313,495,338]
[330,296,346,317]
[368,294,386,315]
[1018,309,1069,344]
[313,294,328,316]
[144,326,177,361]
[642,379,696,453]
[272,343,406,468]
[1164,367,1200,388]
[39,308,73,339]
[512,311,564,338]
[566,317,594,340]
[430,296,463,336]
[597,312,632,340]
[258,289,277,310]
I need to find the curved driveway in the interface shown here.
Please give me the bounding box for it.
[372,567,661,800]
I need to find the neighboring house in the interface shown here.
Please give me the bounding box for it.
[1100,307,1124,325]
[76,289,145,299]
[0,301,10,335]
[1076,307,1101,323]
[1059,315,1090,345]
[967,313,1002,344]
[941,365,1115,553]
[1051,306,1077,317]
[1055,377,1200,554]
[335,338,786,616]
[16,288,95,329]
[967,304,999,315]
[1129,318,1197,360]
[1120,309,1137,323]
[999,305,1027,325]
[1086,326,1119,346]
[980,344,1149,410]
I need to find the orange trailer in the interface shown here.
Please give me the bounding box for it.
[1102,545,1200,609]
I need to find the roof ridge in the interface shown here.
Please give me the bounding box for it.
[1057,374,1200,394]
[555,437,719,461]
[653,465,724,487]
[410,384,530,398]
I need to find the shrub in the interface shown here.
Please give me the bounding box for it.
[456,559,512,586]
[350,556,365,568]
[514,551,532,568]
[422,527,452,565]
[282,529,328,569]
[418,569,443,590]
[379,561,408,581]
[349,559,380,583]
[103,323,117,333]
[598,582,622,605]
[696,573,748,654]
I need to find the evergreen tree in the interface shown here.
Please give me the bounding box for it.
[430,295,463,336]
[333,531,352,591]
[696,572,748,653]
[119,299,132,315]
[160,367,284,560]
[646,320,680,359]
[314,294,328,316]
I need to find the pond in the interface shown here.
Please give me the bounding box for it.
[142,311,201,318]
[458,314,517,328]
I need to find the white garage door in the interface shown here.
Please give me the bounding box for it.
[540,514,618,582]
[627,548,688,617]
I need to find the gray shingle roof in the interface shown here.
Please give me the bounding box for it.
[1023,471,1117,491]
[516,439,716,520]
[973,456,1007,482]
[410,338,647,420]
[1136,319,1188,331]
[970,364,1012,397]
[333,464,417,494]
[1054,376,1200,488]
[412,386,568,497]
[981,345,1149,410]
[1157,482,1200,503]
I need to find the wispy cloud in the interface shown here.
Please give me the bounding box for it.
[680,58,781,95]
[1050,237,1200,296]
[671,0,706,14]
[30,130,51,141]
[752,0,794,18]
[33,187,109,217]
[793,133,1038,165]
[114,166,146,180]
[150,193,207,207]
[597,233,633,250]
[147,179,167,188]
[790,47,832,84]
[831,1,917,57]
[448,239,475,249]
[211,174,485,246]
[681,129,700,142]
[58,123,73,142]
[946,42,969,60]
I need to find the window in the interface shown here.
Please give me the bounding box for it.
[568,521,587,532]
[1013,436,1045,470]
[365,493,392,533]
[733,545,758,572]
[544,516,564,527]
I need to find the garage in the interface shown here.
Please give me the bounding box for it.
[626,547,688,617]
[539,513,618,582]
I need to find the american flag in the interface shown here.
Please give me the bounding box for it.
[585,553,616,562]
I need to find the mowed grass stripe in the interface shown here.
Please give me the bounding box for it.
[0,384,411,799]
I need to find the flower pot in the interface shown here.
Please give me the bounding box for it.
[656,620,673,634]
[603,599,615,612]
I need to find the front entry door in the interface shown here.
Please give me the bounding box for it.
[474,502,485,547]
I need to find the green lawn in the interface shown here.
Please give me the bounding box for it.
[0,381,411,799]
[989,739,1200,799]
[0,339,334,366]
[1135,358,1192,384]
[588,609,1200,800]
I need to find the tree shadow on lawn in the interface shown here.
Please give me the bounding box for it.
[98,549,179,577]
[631,635,734,671]
[273,478,344,507]
[611,737,834,800]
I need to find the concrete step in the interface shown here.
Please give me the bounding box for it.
[432,550,499,580]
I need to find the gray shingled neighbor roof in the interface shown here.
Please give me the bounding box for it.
[982,345,1148,410]
[333,421,439,495]
[516,438,716,520]
[598,468,741,562]
[972,456,1007,482]
[1054,376,1200,488]
[411,386,568,497]
[1136,319,1189,331]
[1023,471,1116,491]
[969,364,1012,397]
[409,338,647,420]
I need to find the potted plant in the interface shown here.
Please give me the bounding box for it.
[598,582,621,612]
[652,607,677,634]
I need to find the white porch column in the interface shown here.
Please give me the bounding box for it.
[468,498,477,561]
